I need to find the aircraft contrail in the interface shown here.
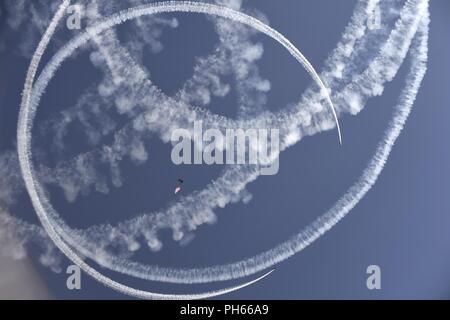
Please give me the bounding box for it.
[16,0,429,298]
[31,0,429,283]
[17,0,334,300]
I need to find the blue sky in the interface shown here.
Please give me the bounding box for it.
[0,0,449,299]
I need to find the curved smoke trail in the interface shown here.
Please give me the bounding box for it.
[17,0,429,298]
[17,0,280,300]
[76,0,430,284]
[31,0,428,283]
[17,0,334,300]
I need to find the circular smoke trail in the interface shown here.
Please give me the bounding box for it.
[17,0,429,298]
[17,0,338,299]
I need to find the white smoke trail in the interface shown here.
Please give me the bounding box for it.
[176,0,272,118]
[24,1,343,145]
[40,0,388,208]
[9,0,274,267]
[34,0,385,210]
[33,0,400,203]
[85,0,429,284]
[38,0,271,203]
[16,0,429,298]
[33,0,429,284]
[22,0,390,247]
[16,0,306,300]
[0,152,61,271]
[27,0,269,204]
[22,0,344,258]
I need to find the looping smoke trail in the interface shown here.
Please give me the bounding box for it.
[17,0,429,298]
[35,0,429,284]
[17,0,329,300]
